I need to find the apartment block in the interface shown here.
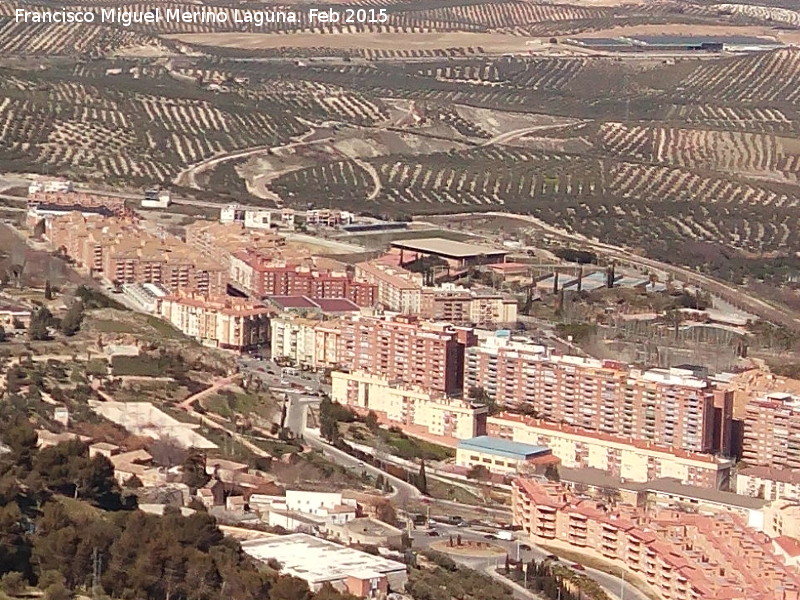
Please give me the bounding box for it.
[420,284,518,327]
[231,250,376,307]
[185,221,281,270]
[765,499,800,540]
[271,314,474,393]
[46,213,226,295]
[737,466,800,502]
[743,393,800,470]
[513,478,800,600]
[466,334,733,455]
[159,292,270,350]
[271,317,319,366]
[353,261,423,314]
[331,370,487,445]
[26,191,131,230]
[489,413,733,488]
[337,314,475,395]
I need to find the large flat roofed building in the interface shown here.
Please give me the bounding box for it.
[240,533,407,597]
[456,435,554,474]
[391,238,508,269]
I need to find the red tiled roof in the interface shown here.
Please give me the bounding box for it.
[775,536,800,557]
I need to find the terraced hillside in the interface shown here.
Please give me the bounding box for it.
[270,146,800,254]
[0,66,387,184]
[3,0,800,266]
[598,123,800,183]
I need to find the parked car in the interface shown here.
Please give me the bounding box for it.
[545,554,560,562]
[519,544,532,551]
[427,530,440,537]
[571,563,585,571]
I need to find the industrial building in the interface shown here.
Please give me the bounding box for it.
[240,534,408,598]
[455,435,554,474]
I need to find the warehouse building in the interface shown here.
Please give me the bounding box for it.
[456,435,555,474]
[240,534,407,597]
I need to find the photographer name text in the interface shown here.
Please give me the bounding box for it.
[15,7,389,27]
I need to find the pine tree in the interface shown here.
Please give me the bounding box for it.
[417,460,428,495]
[60,301,84,337]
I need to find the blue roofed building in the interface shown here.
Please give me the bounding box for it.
[456,435,558,475]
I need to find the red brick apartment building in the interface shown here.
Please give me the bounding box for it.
[230,250,376,307]
[334,314,476,395]
[513,478,800,600]
[743,393,800,469]
[466,335,733,455]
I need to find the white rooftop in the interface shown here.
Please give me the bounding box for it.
[240,533,406,585]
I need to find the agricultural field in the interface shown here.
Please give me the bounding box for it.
[2,0,800,269]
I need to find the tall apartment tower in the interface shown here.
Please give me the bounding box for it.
[465,334,732,455]
[742,393,800,469]
[337,314,475,395]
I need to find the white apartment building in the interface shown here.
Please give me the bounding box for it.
[251,490,358,530]
[331,370,487,444]
[220,204,272,229]
[488,413,733,488]
[270,317,318,366]
[354,261,422,314]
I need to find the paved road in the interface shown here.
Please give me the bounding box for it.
[305,428,423,504]
[178,374,240,409]
[234,355,646,600]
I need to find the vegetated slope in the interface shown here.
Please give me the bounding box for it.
[706,2,800,26]
[663,104,800,134]
[597,122,800,183]
[0,18,164,56]
[269,146,800,255]
[0,66,387,184]
[674,48,800,105]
